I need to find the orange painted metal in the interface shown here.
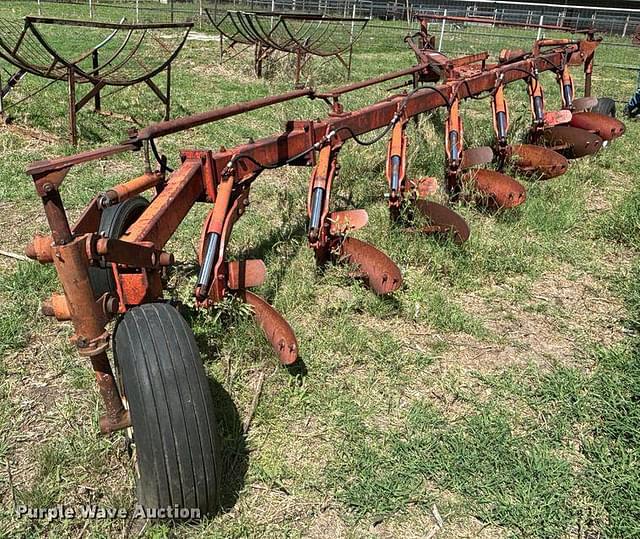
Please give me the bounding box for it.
[22,36,613,438]
[125,158,203,248]
[241,290,298,365]
[227,260,267,290]
[101,172,164,206]
[24,234,53,263]
[41,293,72,321]
[328,210,369,236]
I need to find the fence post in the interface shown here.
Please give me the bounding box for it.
[271,0,275,28]
[623,14,630,37]
[351,3,356,35]
[537,15,544,40]
[438,9,446,52]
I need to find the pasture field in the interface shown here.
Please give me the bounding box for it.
[0,2,639,537]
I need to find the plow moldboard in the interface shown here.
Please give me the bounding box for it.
[508,144,568,179]
[542,126,603,158]
[569,111,626,141]
[339,237,403,295]
[466,168,526,209]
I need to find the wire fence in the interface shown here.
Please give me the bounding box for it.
[5,0,639,102]
[23,0,640,34]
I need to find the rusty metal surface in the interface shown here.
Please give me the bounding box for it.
[466,169,527,208]
[92,351,130,434]
[338,237,403,295]
[0,16,191,86]
[241,290,298,365]
[543,126,603,158]
[0,16,191,144]
[507,144,569,179]
[125,159,203,248]
[569,112,626,141]
[22,37,617,443]
[227,260,267,290]
[544,110,573,127]
[27,44,586,181]
[413,200,471,244]
[328,210,369,236]
[573,96,599,111]
[461,146,494,170]
[101,172,163,206]
[208,10,368,83]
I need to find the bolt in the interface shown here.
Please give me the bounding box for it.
[43,183,54,193]
[76,337,88,348]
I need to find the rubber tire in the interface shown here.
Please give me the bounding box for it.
[89,196,149,298]
[590,97,616,118]
[113,302,221,515]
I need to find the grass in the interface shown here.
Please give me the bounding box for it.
[0,1,639,537]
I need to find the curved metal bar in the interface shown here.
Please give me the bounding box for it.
[281,19,336,56]
[288,19,336,55]
[235,11,273,47]
[262,15,320,50]
[90,30,148,83]
[207,10,253,45]
[0,19,66,79]
[285,18,325,45]
[70,17,126,65]
[286,18,368,57]
[226,11,261,45]
[0,17,190,87]
[26,20,191,86]
[81,28,135,77]
[248,14,297,51]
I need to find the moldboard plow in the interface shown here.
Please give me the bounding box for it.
[22,32,624,514]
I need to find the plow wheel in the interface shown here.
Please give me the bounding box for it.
[89,196,150,297]
[113,302,221,516]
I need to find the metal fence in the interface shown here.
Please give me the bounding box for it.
[26,1,640,34]
[9,0,640,102]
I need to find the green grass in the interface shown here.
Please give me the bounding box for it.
[1,2,639,538]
